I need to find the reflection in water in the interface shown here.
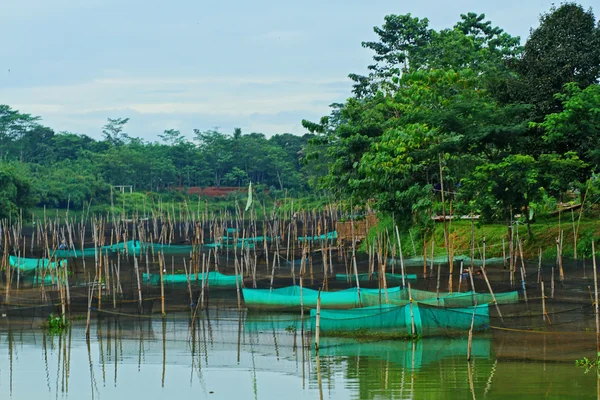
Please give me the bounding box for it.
[0,309,597,399]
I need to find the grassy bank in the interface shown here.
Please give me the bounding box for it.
[367,213,600,261]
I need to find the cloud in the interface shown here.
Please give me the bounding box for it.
[4,74,350,139]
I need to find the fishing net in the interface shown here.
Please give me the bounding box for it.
[310,303,489,337]
[335,272,418,285]
[9,255,66,274]
[142,271,238,288]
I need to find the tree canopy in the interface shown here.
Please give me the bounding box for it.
[305,3,600,230]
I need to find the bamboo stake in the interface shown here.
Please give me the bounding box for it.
[395,225,406,288]
[133,256,143,313]
[159,252,165,317]
[407,283,416,337]
[314,291,321,351]
[518,240,528,304]
[85,279,95,339]
[480,237,504,324]
[593,241,599,355]
[200,253,207,311]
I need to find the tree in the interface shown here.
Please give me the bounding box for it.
[514,3,600,119]
[348,13,522,98]
[535,83,600,173]
[349,14,432,97]
[17,125,55,164]
[461,154,541,237]
[0,105,41,160]
[0,162,35,218]
[158,129,184,146]
[194,129,233,187]
[102,118,130,146]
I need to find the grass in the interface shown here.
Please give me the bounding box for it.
[367,211,600,261]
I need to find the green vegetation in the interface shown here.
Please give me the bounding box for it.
[0,108,314,218]
[575,353,600,373]
[2,3,600,254]
[44,314,69,334]
[303,3,600,235]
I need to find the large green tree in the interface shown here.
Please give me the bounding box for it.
[514,3,600,119]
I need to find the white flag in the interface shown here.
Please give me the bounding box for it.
[245,181,253,211]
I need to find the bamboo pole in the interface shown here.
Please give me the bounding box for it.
[407,283,416,337]
[351,221,361,307]
[159,252,165,317]
[395,225,406,288]
[85,279,95,339]
[518,240,528,304]
[314,291,321,351]
[480,237,504,324]
[593,241,599,355]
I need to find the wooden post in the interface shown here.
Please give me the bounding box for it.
[395,225,406,288]
[85,279,95,339]
[468,266,477,306]
[159,252,165,317]
[541,280,550,324]
[480,237,504,324]
[407,283,416,337]
[315,291,321,351]
[467,308,475,361]
[133,256,143,313]
[518,240,528,304]
[551,266,555,299]
[593,241,599,355]
[200,253,207,311]
[351,221,361,307]
[458,261,464,293]
[557,233,565,282]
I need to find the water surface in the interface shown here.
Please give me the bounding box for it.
[0,309,597,399]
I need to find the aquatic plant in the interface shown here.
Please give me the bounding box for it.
[46,314,69,334]
[575,353,600,373]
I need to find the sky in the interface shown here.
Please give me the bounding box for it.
[1,0,598,142]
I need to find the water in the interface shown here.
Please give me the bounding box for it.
[0,310,597,399]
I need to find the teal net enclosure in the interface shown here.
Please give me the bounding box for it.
[440,290,520,307]
[377,287,518,307]
[335,272,417,285]
[222,235,279,244]
[53,248,99,258]
[203,242,255,250]
[9,256,67,273]
[142,271,237,288]
[359,287,518,308]
[242,286,363,310]
[310,303,489,337]
[142,243,195,255]
[298,231,338,242]
[392,255,507,268]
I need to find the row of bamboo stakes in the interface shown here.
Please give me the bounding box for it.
[0,200,598,353]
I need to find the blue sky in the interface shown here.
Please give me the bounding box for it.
[1,0,597,141]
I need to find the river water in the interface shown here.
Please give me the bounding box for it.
[0,308,597,399]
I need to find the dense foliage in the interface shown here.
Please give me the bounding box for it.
[0,106,314,217]
[303,3,600,230]
[2,3,599,227]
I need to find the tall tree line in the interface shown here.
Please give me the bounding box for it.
[303,3,600,233]
[0,110,313,216]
